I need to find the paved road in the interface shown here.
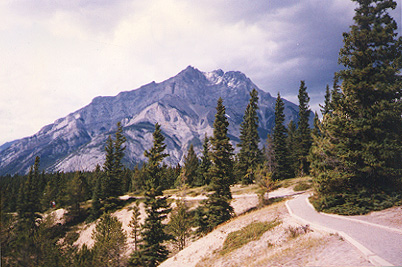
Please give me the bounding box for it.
[287,194,402,266]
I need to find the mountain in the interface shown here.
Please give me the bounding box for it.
[0,66,302,175]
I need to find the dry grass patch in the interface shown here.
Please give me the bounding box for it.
[164,186,208,197]
[278,176,312,189]
[230,184,260,195]
[220,220,281,255]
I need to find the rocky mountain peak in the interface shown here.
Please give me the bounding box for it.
[0,66,301,175]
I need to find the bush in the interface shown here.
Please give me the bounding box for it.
[311,189,402,215]
[285,225,311,238]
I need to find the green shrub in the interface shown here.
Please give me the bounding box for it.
[311,189,402,215]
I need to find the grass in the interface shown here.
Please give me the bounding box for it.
[250,236,325,267]
[219,219,281,256]
[294,180,313,191]
[164,185,208,197]
[230,184,260,195]
[276,176,311,188]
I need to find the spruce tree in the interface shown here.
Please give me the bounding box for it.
[134,123,172,267]
[17,156,41,229]
[129,203,142,252]
[183,144,199,187]
[167,199,192,251]
[320,84,331,116]
[286,120,298,177]
[237,88,262,184]
[66,172,88,222]
[13,157,45,267]
[102,122,126,199]
[201,98,234,232]
[295,80,312,176]
[312,111,321,137]
[311,0,402,213]
[92,213,127,267]
[272,93,292,180]
[128,203,143,266]
[263,134,276,174]
[88,165,102,221]
[195,134,211,186]
[143,123,168,195]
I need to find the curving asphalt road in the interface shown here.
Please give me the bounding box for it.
[287,194,402,266]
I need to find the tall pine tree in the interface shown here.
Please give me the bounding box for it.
[102,122,126,198]
[237,88,262,184]
[183,144,199,187]
[272,93,292,180]
[199,98,234,233]
[286,120,298,177]
[311,0,402,213]
[92,213,127,267]
[132,123,172,267]
[295,80,312,176]
[195,134,211,186]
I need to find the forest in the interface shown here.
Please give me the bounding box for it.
[1,0,402,266]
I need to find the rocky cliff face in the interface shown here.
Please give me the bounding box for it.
[0,66,301,175]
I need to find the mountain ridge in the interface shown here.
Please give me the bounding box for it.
[0,66,301,175]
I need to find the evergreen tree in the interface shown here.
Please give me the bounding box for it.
[286,120,298,177]
[137,189,171,267]
[295,80,312,176]
[263,134,276,174]
[311,0,402,213]
[128,202,144,266]
[89,165,102,221]
[183,144,199,187]
[66,172,88,222]
[330,76,342,113]
[312,112,321,137]
[12,157,68,267]
[102,122,126,199]
[129,203,142,252]
[143,123,168,195]
[195,134,211,186]
[255,165,276,208]
[17,156,41,229]
[92,213,127,267]
[320,84,331,116]
[200,98,234,232]
[130,164,147,193]
[133,123,172,267]
[272,93,292,179]
[167,199,192,251]
[41,172,60,211]
[237,88,262,184]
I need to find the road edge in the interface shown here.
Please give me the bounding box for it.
[304,195,402,235]
[286,195,394,267]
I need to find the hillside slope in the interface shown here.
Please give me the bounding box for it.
[67,186,372,267]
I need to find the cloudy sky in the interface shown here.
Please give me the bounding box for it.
[1,0,401,145]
